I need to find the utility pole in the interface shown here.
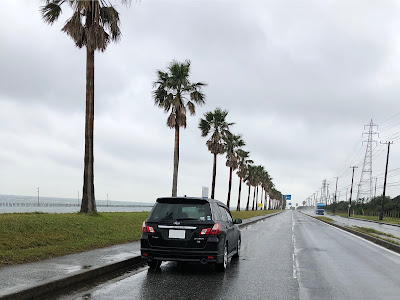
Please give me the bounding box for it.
[374,177,378,198]
[37,187,40,206]
[334,177,338,203]
[349,166,358,217]
[379,142,393,221]
[327,184,330,205]
[78,191,80,206]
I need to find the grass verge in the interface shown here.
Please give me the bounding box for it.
[315,216,334,223]
[0,210,279,266]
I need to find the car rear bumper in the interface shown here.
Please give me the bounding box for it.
[141,247,222,263]
[141,236,223,263]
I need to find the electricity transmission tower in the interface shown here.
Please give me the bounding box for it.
[356,119,378,203]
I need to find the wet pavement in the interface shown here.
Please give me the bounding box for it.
[0,212,281,297]
[294,212,400,300]
[58,211,299,300]
[54,211,400,300]
[0,242,141,293]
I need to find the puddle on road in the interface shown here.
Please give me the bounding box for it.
[65,265,92,273]
[102,252,136,261]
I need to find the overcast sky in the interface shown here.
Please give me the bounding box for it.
[1,0,400,207]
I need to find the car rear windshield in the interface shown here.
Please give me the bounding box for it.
[148,199,212,222]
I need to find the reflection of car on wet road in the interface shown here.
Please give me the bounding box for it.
[141,196,242,272]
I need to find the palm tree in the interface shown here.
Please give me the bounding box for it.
[236,150,253,211]
[41,0,131,213]
[199,108,233,199]
[260,170,272,210]
[153,60,206,197]
[224,133,245,208]
[245,165,256,210]
[251,165,264,210]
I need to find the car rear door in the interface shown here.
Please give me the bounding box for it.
[219,205,236,254]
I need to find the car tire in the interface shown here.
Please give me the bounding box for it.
[148,259,162,269]
[233,238,241,259]
[215,243,228,272]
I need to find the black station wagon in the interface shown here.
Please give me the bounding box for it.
[140,197,242,272]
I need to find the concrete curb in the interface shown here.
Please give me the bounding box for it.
[301,212,400,255]
[238,211,283,228]
[0,210,284,300]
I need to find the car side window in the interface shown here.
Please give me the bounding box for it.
[211,203,222,221]
[219,206,228,222]
[224,208,233,223]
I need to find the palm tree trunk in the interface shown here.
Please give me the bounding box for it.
[269,197,272,210]
[252,186,256,210]
[237,178,242,211]
[263,192,266,210]
[81,45,96,214]
[227,167,233,207]
[246,185,251,210]
[211,153,217,199]
[172,125,179,197]
[255,185,259,210]
[260,188,264,210]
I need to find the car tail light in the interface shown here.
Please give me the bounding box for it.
[210,223,221,235]
[199,223,221,235]
[142,221,155,233]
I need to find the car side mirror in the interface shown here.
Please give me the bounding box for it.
[234,218,242,224]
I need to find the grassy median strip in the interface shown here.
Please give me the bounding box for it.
[315,216,334,223]
[0,210,279,266]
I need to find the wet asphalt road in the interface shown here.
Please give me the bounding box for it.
[57,211,400,300]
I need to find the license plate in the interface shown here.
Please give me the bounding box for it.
[169,229,185,239]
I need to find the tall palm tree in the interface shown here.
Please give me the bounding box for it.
[41,0,131,213]
[224,133,245,208]
[260,170,272,210]
[252,165,264,210]
[153,60,206,197]
[199,108,233,199]
[236,150,253,211]
[245,165,256,210]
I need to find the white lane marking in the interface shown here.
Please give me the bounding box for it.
[292,212,298,279]
[302,213,400,258]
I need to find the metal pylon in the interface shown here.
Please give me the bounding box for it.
[356,119,378,202]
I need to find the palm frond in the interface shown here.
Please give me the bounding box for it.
[61,11,85,48]
[100,6,121,42]
[41,2,62,24]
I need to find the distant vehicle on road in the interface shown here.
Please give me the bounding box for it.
[140,196,242,272]
[316,203,326,215]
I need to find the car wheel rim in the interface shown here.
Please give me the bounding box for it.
[237,240,241,256]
